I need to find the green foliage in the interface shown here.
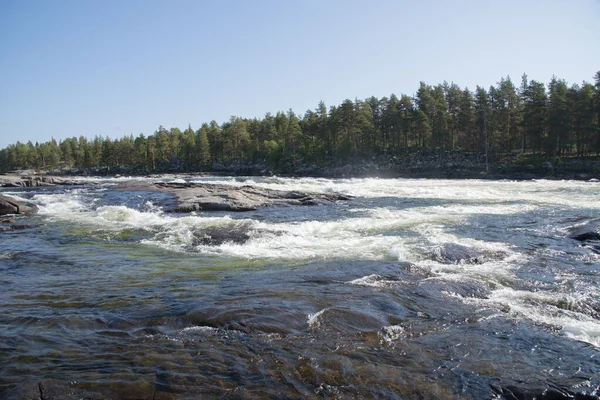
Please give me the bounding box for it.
[1,71,599,173]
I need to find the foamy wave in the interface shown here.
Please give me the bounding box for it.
[35,193,91,215]
[307,308,328,330]
[460,287,600,347]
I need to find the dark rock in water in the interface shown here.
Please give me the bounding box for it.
[115,181,351,213]
[192,225,252,246]
[0,212,30,232]
[186,305,306,335]
[569,219,600,242]
[0,194,37,216]
[0,380,40,400]
[430,243,506,265]
[0,224,30,232]
[402,264,436,277]
[40,379,105,400]
[498,383,598,400]
[418,277,492,299]
[0,379,108,400]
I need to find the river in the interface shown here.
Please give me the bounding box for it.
[1,177,599,399]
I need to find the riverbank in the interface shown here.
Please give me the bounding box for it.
[7,151,597,182]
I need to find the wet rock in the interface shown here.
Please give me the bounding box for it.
[186,304,306,335]
[0,194,37,216]
[0,379,108,400]
[40,379,106,400]
[569,219,600,242]
[0,380,40,400]
[306,307,386,334]
[39,176,83,186]
[498,384,597,400]
[418,277,492,300]
[190,224,267,246]
[0,175,85,188]
[402,264,435,277]
[429,243,505,265]
[115,181,351,213]
[0,224,30,232]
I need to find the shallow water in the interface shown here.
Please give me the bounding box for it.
[1,177,599,399]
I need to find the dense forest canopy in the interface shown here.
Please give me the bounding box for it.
[2,72,600,174]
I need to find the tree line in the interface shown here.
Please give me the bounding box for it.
[1,72,600,174]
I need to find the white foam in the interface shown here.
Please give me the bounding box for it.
[35,193,91,215]
[459,287,600,347]
[378,325,406,345]
[348,274,403,288]
[307,308,328,330]
[180,326,219,334]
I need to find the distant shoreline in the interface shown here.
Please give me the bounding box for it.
[1,168,599,187]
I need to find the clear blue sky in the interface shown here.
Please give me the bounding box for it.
[1,0,599,149]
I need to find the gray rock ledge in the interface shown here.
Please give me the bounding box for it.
[114,181,351,212]
[0,175,85,188]
[0,194,37,216]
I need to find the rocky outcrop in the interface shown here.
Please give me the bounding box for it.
[115,181,351,212]
[0,194,37,216]
[0,175,85,188]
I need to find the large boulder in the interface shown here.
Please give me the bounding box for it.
[0,194,37,216]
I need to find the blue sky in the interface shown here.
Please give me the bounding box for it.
[1,0,599,149]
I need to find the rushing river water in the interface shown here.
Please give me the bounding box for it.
[1,177,599,399]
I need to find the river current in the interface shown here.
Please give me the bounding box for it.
[0,177,599,399]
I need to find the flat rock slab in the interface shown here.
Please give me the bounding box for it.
[115,181,351,212]
[0,175,85,187]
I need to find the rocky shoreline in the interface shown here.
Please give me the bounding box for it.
[0,176,351,217]
[0,175,85,188]
[4,150,600,184]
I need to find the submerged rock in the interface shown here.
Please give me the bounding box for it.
[192,224,252,246]
[569,219,600,242]
[0,379,110,400]
[0,224,30,233]
[429,243,506,264]
[0,194,37,216]
[115,181,351,212]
